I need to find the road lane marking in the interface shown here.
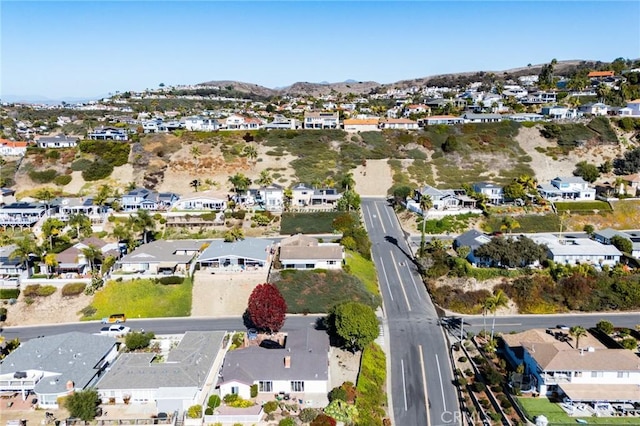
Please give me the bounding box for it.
[435,353,447,410]
[468,322,522,327]
[401,359,408,411]
[384,204,395,229]
[378,258,394,301]
[364,205,374,227]
[374,202,386,234]
[390,251,412,311]
[419,345,431,426]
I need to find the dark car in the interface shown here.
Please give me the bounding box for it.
[260,339,284,349]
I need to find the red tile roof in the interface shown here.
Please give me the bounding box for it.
[588,71,614,77]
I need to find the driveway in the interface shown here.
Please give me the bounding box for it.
[191,269,269,317]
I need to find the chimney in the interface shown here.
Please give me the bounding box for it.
[66,380,74,391]
[284,356,291,369]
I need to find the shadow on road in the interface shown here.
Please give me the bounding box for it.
[383,235,423,274]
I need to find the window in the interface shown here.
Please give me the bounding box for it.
[328,261,336,265]
[258,381,273,392]
[618,371,629,378]
[291,381,304,392]
[231,386,239,395]
[591,371,603,378]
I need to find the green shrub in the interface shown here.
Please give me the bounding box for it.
[82,159,113,181]
[0,289,20,299]
[124,331,155,350]
[70,158,93,171]
[472,381,486,392]
[263,400,279,414]
[186,405,202,419]
[279,418,295,426]
[223,394,239,404]
[250,384,258,398]
[46,150,61,160]
[226,397,254,408]
[54,175,72,186]
[157,276,184,285]
[204,407,213,415]
[328,386,347,402]
[299,407,319,423]
[78,140,130,166]
[29,169,57,183]
[23,284,56,297]
[621,337,638,350]
[207,394,221,409]
[61,283,86,296]
[231,210,246,220]
[0,307,7,321]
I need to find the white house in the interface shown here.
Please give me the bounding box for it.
[502,329,640,402]
[264,115,299,130]
[254,184,284,211]
[624,99,640,116]
[412,185,477,211]
[343,118,380,132]
[541,106,580,120]
[184,116,220,131]
[593,228,640,258]
[303,112,339,129]
[461,113,502,123]
[505,113,545,122]
[0,139,28,156]
[116,240,203,276]
[0,332,119,408]
[36,134,79,148]
[224,114,262,130]
[404,104,431,116]
[537,176,596,201]
[217,327,329,406]
[578,102,609,116]
[530,233,622,267]
[421,115,464,126]
[173,190,227,211]
[472,182,504,205]
[278,234,344,270]
[379,118,419,130]
[88,127,128,141]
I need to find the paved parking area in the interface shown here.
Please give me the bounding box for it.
[191,269,269,317]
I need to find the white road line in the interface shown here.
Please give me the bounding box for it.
[468,322,522,327]
[364,205,373,227]
[378,258,395,301]
[419,345,431,426]
[384,204,395,228]
[435,353,447,410]
[401,359,408,411]
[374,203,386,234]
[390,251,412,311]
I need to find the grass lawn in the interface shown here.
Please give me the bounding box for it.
[83,278,192,320]
[345,250,380,295]
[280,212,354,235]
[272,269,380,313]
[554,201,612,213]
[517,397,640,424]
[483,214,561,233]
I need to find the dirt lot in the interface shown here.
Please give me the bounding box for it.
[191,269,269,317]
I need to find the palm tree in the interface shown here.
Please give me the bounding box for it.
[243,144,258,167]
[283,188,293,212]
[341,172,355,191]
[419,194,433,256]
[94,184,112,217]
[10,235,38,274]
[82,244,103,275]
[67,213,91,241]
[190,179,201,192]
[129,210,156,244]
[223,227,244,242]
[228,173,252,194]
[257,170,273,187]
[482,297,495,336]
[34,187,56,217]
[44,253,58,278]
[191,145,201,173]
[488,289,509,342]
[570,325,587,350]
[500,216,521,235]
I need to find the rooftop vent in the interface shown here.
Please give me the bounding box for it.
[284,356,291,369]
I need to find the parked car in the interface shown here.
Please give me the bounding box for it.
[101,313,126,324]
[99,325,131,337]
[556,324,570,331]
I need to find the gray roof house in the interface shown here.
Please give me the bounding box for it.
[116,240,204,276]
[530,233,622,267]
[593,228,640,258]
[472,182,504,205]
[217,327,329,406]
[0,332,119,408]
[197,238,274,272]
[452,230,492,266]
[0,244,27,285]
[36,134,80,149]
[278,234,344,270]
[96,331,226,414]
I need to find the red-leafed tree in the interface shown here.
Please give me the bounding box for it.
[247,283,287,333]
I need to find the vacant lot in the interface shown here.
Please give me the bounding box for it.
[482,214,561,233]
[554,200,612,213]
[271,269,380,313]
[280,212,353,235]
[83,278,193,320]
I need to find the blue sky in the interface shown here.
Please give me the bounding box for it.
[1,1,639,99]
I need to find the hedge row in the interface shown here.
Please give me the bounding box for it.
[61,282,86,296]
[355,343,387,426]
[23,284,57,297]
[0,289,19,299]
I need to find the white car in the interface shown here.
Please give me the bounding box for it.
[99,325,131,337]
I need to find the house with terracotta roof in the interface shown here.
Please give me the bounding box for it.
[0,139,27,156]
[379,118,419,130]
[404,104,431,116]
[588,70,615,78]
[343,118,380,132]
[223,114,262,130]
[502,329,640,403]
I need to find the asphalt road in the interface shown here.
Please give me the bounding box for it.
[362,198,459,426]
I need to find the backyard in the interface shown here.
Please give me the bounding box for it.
[280,212,354,235]
[82,277,193,320]
[517,397,640,425]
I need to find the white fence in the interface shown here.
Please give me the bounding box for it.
[20,278,91,288]
[203,413,263,424]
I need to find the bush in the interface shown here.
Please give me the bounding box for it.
[250,384,258,398]
[0,289,19,299]
[621,337,638,350]
[78,140,130,166]
[29,169,57,183]
[263,400,279,414]
[61,283,86,296]
[70,158,93,171]
[158,276,184,285]
[124,331,155,350]
[597,319,615,335]
[46,150,61,160]
[472,381,486,393]
[204,407,213,415]
[207,395,221,409]
[231,210,246,220]
[82,159,113,181]
[223,394,239,404]
[310,414,337,426]
[458,356,468,363]
[328,386,347,402]
[226,397,254,408]
[299,408,320,423]
[279,418,295,426]
[53,174,72,186]
[186,405,202,419]
[23,284,56,297]
[0,306,7,321]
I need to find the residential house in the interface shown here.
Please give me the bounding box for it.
[537,177,596,201]
[97,331,226,414]
[472,182,504,205]
[278,234,344,270]
[54,237,121,276]
[412,185,477,212]
[502,329,640,402]
[217,326,329,406]
[461,113,502,123]
[424,98,467,109]
[530,233,621,266]
[624,99,640,116]
[404,104,431,116]
[172,190,227,211]
[224,114,262,130]
[0,139,28,156]
[452,230,492,266]
[253,184,284,211]
[420,115,464,126]
[52,196,107,222]
[0,244,28,286]
[379,118,419,130]
[504,113,545,122]
[593,228,640,258]
[120,188,179,211]
[521,91,557,105]
[0,202,47,228]
[184,116,220,131]
[0,332,119,408]
[588,71,615,79]
[343,118,380,132]
[541,106,580,120]
[303,112,339,129]
[116,240,203,276]
[197,238,273,272]
[578,102,609,116]
[0,188,16,205]
[616,107,634,116]
[290,184,341,208]
[88,127,128,141]
[36,134,79,149]
[621,173,640,195]
[264,115,299,130]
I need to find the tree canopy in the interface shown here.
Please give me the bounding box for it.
[474,236,547,268]
[64,388,100,421]
[331,301,379,352]
[573,161,600,183]
[247,283,287,333]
